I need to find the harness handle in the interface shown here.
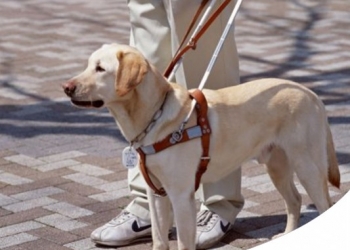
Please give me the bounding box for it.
[173,0,210,61]
[163,0,232,79]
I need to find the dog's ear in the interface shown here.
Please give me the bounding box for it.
[115,51,148,96]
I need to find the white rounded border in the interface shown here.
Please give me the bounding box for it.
[251,191,350,249]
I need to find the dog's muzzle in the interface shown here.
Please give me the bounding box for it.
[62,81,104,108]
[71,99,104,108]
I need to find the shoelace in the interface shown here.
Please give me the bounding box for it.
[197,210,216,227]
[110,211,132,225]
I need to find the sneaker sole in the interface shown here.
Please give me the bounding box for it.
[92,234,152,247]
[196,227,233,249]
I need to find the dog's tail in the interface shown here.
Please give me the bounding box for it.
[326,124,340,188]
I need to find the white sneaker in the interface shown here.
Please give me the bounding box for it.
[196,210,232,249]
[90,211,152,246]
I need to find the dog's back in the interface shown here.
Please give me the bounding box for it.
[200,78,339,237]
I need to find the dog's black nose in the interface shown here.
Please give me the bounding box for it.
[62,81,76,97]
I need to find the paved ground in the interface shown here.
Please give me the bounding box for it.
[0,0,349,249]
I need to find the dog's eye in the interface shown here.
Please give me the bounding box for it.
[95,65,105,72]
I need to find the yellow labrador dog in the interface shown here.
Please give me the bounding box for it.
[63,43,340,250]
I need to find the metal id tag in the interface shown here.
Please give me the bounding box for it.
[122,146,139,169]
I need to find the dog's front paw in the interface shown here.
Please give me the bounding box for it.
[152,242,169,250]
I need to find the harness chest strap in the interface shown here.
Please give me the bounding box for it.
[136,89,211,196]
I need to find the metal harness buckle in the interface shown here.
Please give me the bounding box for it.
[170,131,183,144]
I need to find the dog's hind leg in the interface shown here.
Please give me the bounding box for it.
[292,155,332,214]
[262,145,302,237]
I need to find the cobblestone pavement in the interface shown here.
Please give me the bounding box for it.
[0,0,349,249]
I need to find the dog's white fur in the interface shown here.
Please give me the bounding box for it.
[64,44,340,250]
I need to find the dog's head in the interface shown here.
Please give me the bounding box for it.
[62,44,148,108]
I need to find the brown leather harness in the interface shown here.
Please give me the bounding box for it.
[135,0,233,196]
[136,89,211,196]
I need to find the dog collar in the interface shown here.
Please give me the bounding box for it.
[136,89,211,196]
[130,91,169,146]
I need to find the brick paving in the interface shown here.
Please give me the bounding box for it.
[0,0,349,249]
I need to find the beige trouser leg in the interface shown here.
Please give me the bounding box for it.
[126,0,244,223]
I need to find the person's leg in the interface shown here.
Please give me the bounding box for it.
[168,1,244,248]
[196,170,244,249]
[91,0,171,246]
[198,170,244,222]
[124,0,171,220]
[129,0,172,72]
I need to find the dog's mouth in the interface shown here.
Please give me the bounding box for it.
[71,99,104,108]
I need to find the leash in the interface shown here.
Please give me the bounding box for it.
[137,90,211,196]
[163,0,232,79]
